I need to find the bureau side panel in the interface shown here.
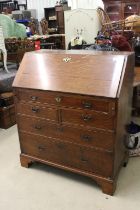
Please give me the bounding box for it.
[114,54,135,177]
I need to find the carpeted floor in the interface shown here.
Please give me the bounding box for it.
[0,125,140,210]
[0,62,18,93]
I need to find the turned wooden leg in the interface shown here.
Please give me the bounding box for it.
[96,179,117,196]
[20,154,33,168]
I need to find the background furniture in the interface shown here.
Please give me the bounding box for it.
[12,9,37,20]
[0,92,16,129]
[13,50,134,195]
[133,66,140,116]
[0,0,12,13]
[0,104,16,128]
[5,37,35,66]
[0,26,8,72]
[17,0,27,10]
[44,4,70,34]
[40,18,48,35]
[97,7,126,34]
[0,0,27,13]
[103,0,140,21]
[125,15,140,33]
[0,14,26,38]
[64,9,101,49]
[29,34,65,49]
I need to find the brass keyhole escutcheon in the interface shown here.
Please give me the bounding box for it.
[55,96,61,103]
[63,57,71,63]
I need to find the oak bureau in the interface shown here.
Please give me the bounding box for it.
[13,50,135,195]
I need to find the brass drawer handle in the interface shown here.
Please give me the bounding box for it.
[31,96,38,101]
[82,101,92,109]
[34,125,42,130]
[32,107,39,113]
[82,114,92,122]
[81,135,92,142]
[55,96,61,103]
[38,146,45,151]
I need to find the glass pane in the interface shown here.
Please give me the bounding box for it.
[106,5,121,14]
[124,4,138,13]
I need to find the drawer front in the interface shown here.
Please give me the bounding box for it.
[56,125,114,151]
[16,103,58,122]
[15,89,115,114]
[61,109,115,130]
[18,115,53,136]
[16,89,58,105]
[17,115,114,151]
[20,132,113,178]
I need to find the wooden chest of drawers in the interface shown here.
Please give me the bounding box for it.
[13,50,135,195]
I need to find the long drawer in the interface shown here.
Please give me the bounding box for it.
[17,115,114,151]
[20,132,113,178]
[15,88,115,114]
[61,108,115,130]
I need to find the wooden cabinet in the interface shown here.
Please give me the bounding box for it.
[13,50,135,195]
[123,1,140,19]
[44,7,57,34]
[104,1,122,21]
[44,4,70,34]
[103,0,140,20]
[64,9,101,49]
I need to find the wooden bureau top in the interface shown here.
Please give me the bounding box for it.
[13,50,134,98]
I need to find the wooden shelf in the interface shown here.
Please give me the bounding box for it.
[44,5,70,34]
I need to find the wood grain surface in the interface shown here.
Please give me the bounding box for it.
[13,50,132,98]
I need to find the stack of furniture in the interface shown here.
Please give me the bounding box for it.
[44,4,70,34]
[18,0,27,10]
[103,1,140,115]
[0,92,16,129]
[0,0,27,13]
[13,50,134,195]
[5,37,35,66]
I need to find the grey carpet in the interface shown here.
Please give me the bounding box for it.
[0,62,18,93]
[0,125,140,210]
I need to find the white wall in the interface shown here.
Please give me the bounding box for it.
[68,0,104,9]
[27,0,103,20]
[27,0,56,20]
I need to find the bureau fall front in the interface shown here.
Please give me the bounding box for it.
[13,50,135,195]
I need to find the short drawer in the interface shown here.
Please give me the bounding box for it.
[15,89,115,114]
[20,132,113,178]
[61,108,115,130]
[16,103,58,122]
[15,89,57,105]
[18,115,54,136]
[17,115,114,151]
